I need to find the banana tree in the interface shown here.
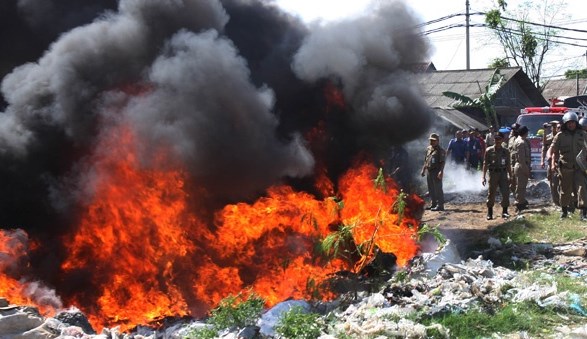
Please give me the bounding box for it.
[442,69,504,128]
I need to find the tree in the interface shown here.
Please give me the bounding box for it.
[564,69,587,79]
[442,69,505,128]
[485,0,566,91]
[488,57,510,69]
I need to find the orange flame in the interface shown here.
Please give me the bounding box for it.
[5,121,422,332]
[0,230,60,316]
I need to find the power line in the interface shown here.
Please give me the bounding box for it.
[497,14,587,34]
[419,22,587,49]
[419,11,587,41]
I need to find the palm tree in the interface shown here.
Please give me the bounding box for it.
[442,69,505,128]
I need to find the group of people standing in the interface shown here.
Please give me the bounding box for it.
[481,123,530,220]
[420,111,587,220]
[445,128,485,170]
[545,112,587,219]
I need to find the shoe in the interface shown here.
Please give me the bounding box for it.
[561,206,569,219]
[486,207,493,220]
[426,205,437,210]
[502,208,509,219]
[431,206,444,211]
[581,209,587,221]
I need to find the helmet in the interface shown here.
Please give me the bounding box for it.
[579,117,587,128]
[562,111,579,124]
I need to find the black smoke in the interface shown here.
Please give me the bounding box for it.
[0,0,432,232]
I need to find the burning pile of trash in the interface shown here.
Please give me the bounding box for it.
[2,0,586,338]
[3,237,587,338]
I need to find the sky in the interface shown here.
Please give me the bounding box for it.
[275,0,587,78]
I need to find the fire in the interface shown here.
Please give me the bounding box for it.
[60,125,201,329]
[0,230,61,316]
[4,122,423,332]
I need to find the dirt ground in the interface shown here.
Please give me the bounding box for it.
[419,188,555,258]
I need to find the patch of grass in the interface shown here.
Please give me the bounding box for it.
[275,306,322,339]
[521,270,587,303]
[422,301,585,338]
[491,210,587,244]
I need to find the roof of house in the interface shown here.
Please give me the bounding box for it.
[541,78,587,101]
[416,66,547,108]
[433,108,488,131]
[407,62,437,73]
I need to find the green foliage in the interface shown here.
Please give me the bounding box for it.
[488,57,510,68]
[374,167,387,192]
[565,69,587,79]
[497,0,508,10]
[320,223,358,261]
[417,223,447,246]
[484,0,566,90]
[485,9,502,29]
[275,306,322,339]
[392,189,408,224]
[183,326,217,339]
[520,25,538,58]
[208,290,265,330]
[442,69,504,127]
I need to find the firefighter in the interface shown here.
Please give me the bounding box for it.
[482,132,512,220]
[550,111,587,219]
[513,126,531,213]
[421,133,446,211]
[580,117,587,131]
[542,121,560,207]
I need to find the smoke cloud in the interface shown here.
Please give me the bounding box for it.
[292,1,432,146]
[0,0,432,245]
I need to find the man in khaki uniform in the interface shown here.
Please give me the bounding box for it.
[421,133,446,211]
[542,121,560,207]
[508,123,520,194]
[513,126,531,213]
[551,112,587,219]
[482,132,512,220]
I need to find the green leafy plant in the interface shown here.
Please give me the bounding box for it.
[374,167,387,192]
[417,223,447,246]
[442,69,504,127]
[320,223,358,261]
[275,306,322,339]
[208,290,265,330]
[392,189,408,224]
[184,290,265,338]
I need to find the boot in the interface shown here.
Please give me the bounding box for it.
[486,207,493,220]
[502,207,510,219]
[561,206,568,219]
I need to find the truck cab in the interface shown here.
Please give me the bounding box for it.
[515,106,567,176]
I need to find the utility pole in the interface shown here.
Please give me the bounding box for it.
[466,0,471,70]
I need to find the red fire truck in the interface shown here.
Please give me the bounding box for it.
[515,106,567,175]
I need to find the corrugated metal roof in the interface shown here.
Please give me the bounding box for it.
[433,108,488,131]
[416,67,525,108]
[542,78,587,100]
